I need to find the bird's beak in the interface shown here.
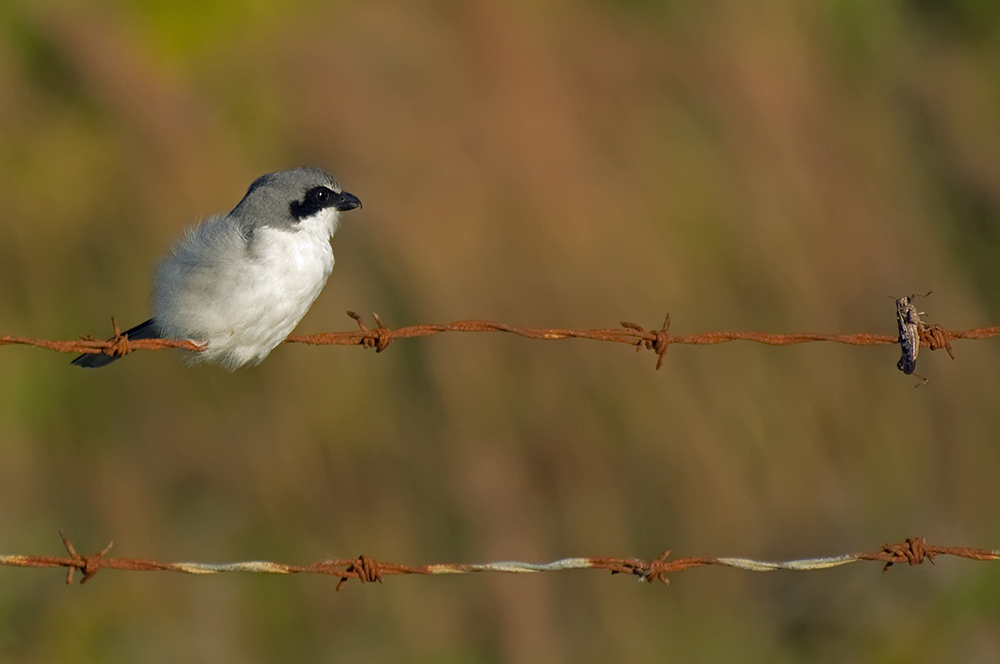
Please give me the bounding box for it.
[333,191,362,212]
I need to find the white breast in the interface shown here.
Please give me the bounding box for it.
[152,209,340,369]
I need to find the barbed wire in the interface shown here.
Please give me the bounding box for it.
[2,533,995,590]
[1,311,996,370]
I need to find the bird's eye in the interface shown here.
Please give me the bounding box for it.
[290,186,339,220]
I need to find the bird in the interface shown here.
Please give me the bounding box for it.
[72,167,362,370]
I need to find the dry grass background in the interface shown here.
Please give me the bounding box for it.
[2,0,1000,661]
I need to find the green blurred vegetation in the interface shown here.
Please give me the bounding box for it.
[2,0,1000,661]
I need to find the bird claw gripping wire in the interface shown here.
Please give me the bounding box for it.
[347,311,393,352]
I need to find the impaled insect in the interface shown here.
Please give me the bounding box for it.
[894,292,931,384]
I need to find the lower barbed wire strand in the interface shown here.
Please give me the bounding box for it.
[3,534,998,589]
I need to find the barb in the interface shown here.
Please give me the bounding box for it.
[1,534,996,590]
[0,316,202,358]
[3,311,998,370]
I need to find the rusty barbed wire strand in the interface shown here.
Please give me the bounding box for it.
[0,317,203,358]
[2,312,998,370]
[1,533,996,590]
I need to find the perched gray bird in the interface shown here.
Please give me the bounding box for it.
[72,167,361,370]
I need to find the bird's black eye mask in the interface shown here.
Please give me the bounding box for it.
[290,186,361,220]
[290,186,336,220]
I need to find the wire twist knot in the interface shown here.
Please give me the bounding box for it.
[60,531,113,584]
[336,554,384,591]
[621,315,671,370]
[348,312,393,352]
[878,537,935,572]
[640,550,673,585]
[105,318,134,358]
[919,325,956,359]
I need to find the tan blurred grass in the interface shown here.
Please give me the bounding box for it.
[2,0,1000,661]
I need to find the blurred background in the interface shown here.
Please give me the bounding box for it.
[2,0,1000,661]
